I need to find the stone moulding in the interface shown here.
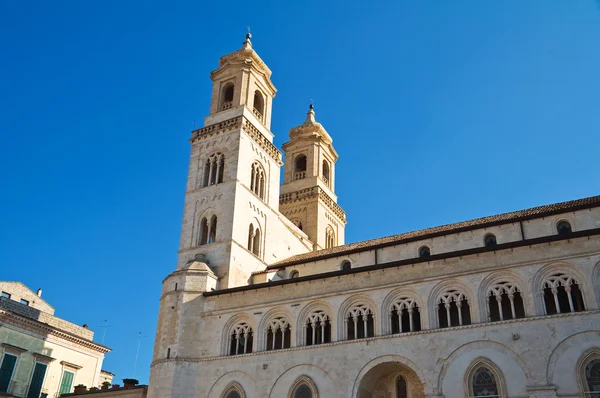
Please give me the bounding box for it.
[149,309,600,367]
[279,187,347,223]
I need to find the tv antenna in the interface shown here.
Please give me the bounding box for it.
[100,320,111,345]
[132,332,148,379]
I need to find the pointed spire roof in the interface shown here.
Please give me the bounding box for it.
[214,32,272,79]
[288,104,333,144]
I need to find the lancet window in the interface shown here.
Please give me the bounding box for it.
[229,322,253,355]
[265,317,291,350]
[390,297,421,334]
[198,215,217,245]
[305,310,331,346]
[542,272,585,315]
[487,281,525,321]
[250,162,266,200]
[346,303,374,339]
[289,377,317,398]
[469,366,501,397]
[437,289,471,328]
[325,226,335,249]
[396,376,407,398]
[203,152,225,187]
[247,224,261,257]
[584,359,600,396]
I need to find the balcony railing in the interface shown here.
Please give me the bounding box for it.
[294,171,306,181]
[322,175,330,187]
[221,101,233,111]
[253,107,264,121]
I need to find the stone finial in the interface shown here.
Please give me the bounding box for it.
[242,31,252,50]
[305,103,316,124]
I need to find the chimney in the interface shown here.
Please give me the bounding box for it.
[37,288,42,297]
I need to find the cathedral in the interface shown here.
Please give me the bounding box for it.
[147,35,600,398]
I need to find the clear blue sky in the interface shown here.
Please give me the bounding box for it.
[1,0,599,385]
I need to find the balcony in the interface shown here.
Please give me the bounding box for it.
[221,101,233,111]
[253,107,264,122]
[294,171,306,181]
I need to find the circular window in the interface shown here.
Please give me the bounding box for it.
[418,246,431,258]
[484,234,497,247]
[556,220,572,235]
[341,260,351,270]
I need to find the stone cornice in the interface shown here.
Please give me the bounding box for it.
[0,309,111,354]
[279,187,346,223]
[150,309,600,367]
[190,116,283,165]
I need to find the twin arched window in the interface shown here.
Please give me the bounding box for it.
[198,215,217,245]
[229,322,253,355]
[250,162,266,200]
[325,226,335,249]
[346,304,374,339]
[266,317,291,350]
[438,290,471,328]
[390,297,421,333]
[248,224,261,257]
[487,281,525,321]
[542,272,585,315]
[203,152,225,187]
[305,310,331,346]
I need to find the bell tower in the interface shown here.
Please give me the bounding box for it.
[280,105,347,250]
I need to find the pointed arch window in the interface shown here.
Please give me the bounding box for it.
[198,215,217,245]
[221,83,234,111]
[437,289,471,328]
[247,223,261,257]
[250,162,266,200]
[305,309,331,346]
[265,317,290,350]
[226,393,241,398]
[487,281,525,322]
[346,303,374,340]
[390,297,421,334]
[396,376,407,398]
[583,358,600,396]
[322,160,330,187]
[221,382,245,398]
[469,366,503,397]
[325,226,335,249]
[253,90,264,120]
[229,322,253,355]
[289,377,317,398]
[294,155,307,181]
[203,152,225,187]
[542,272,585,315]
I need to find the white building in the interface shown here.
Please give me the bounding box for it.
[147,35,600,398]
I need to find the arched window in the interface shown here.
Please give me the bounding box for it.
[484,234,497,247]
[265,317,290,350]
[253,90,264,120]
[542,272,585,315]
[469,366,500,397]
[250,162,266,200]
[292,219,303,231]
[222,383,245,398]
[346,304,374,339]
[305,309,331,346]
[248,224,261,257]
[203,152,225,187]
[325,226,335,249]
[289,377,317,398]
[557,220,572,235]
[226,392,241,398]
[341,260,351,271]
[390,297,421,333]
[583,358,600,395]
[487,281,525,321]
[198,215,217,245]
[418,246,431,258]
[396,376,407,398]
[322,160,330,187]
[229,322,253,355]
[221,84,234,111]
[437,290,471,328]
[294,155,307,180]
[290,271,299,279]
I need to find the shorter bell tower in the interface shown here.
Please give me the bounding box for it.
[280,105,346,250]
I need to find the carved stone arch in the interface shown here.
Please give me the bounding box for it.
[207,371,256,398]
[531,261,590,316]
[296,301,334,345]
[268,364,335,398]
[220,381,245,398]
[288,375,318,398]
[257,307,293,350]
[464,357,507,398]
[427,279,477,328]
[477,270,530,321]
[381,286,425,334]
[552,214,576,234]
[338,294,378,340]
[546,331,600,390]
[220,313,255,356]
[437,340,531,397]
[576,347,600,396]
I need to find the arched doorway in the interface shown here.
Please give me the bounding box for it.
[356,361,424,398]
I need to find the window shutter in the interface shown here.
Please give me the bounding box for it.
[59,371,74,395]
[0,354,18,393]
[27,363,47,398]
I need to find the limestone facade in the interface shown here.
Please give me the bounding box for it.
[147,36,600,398]
[0,282,111,397]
